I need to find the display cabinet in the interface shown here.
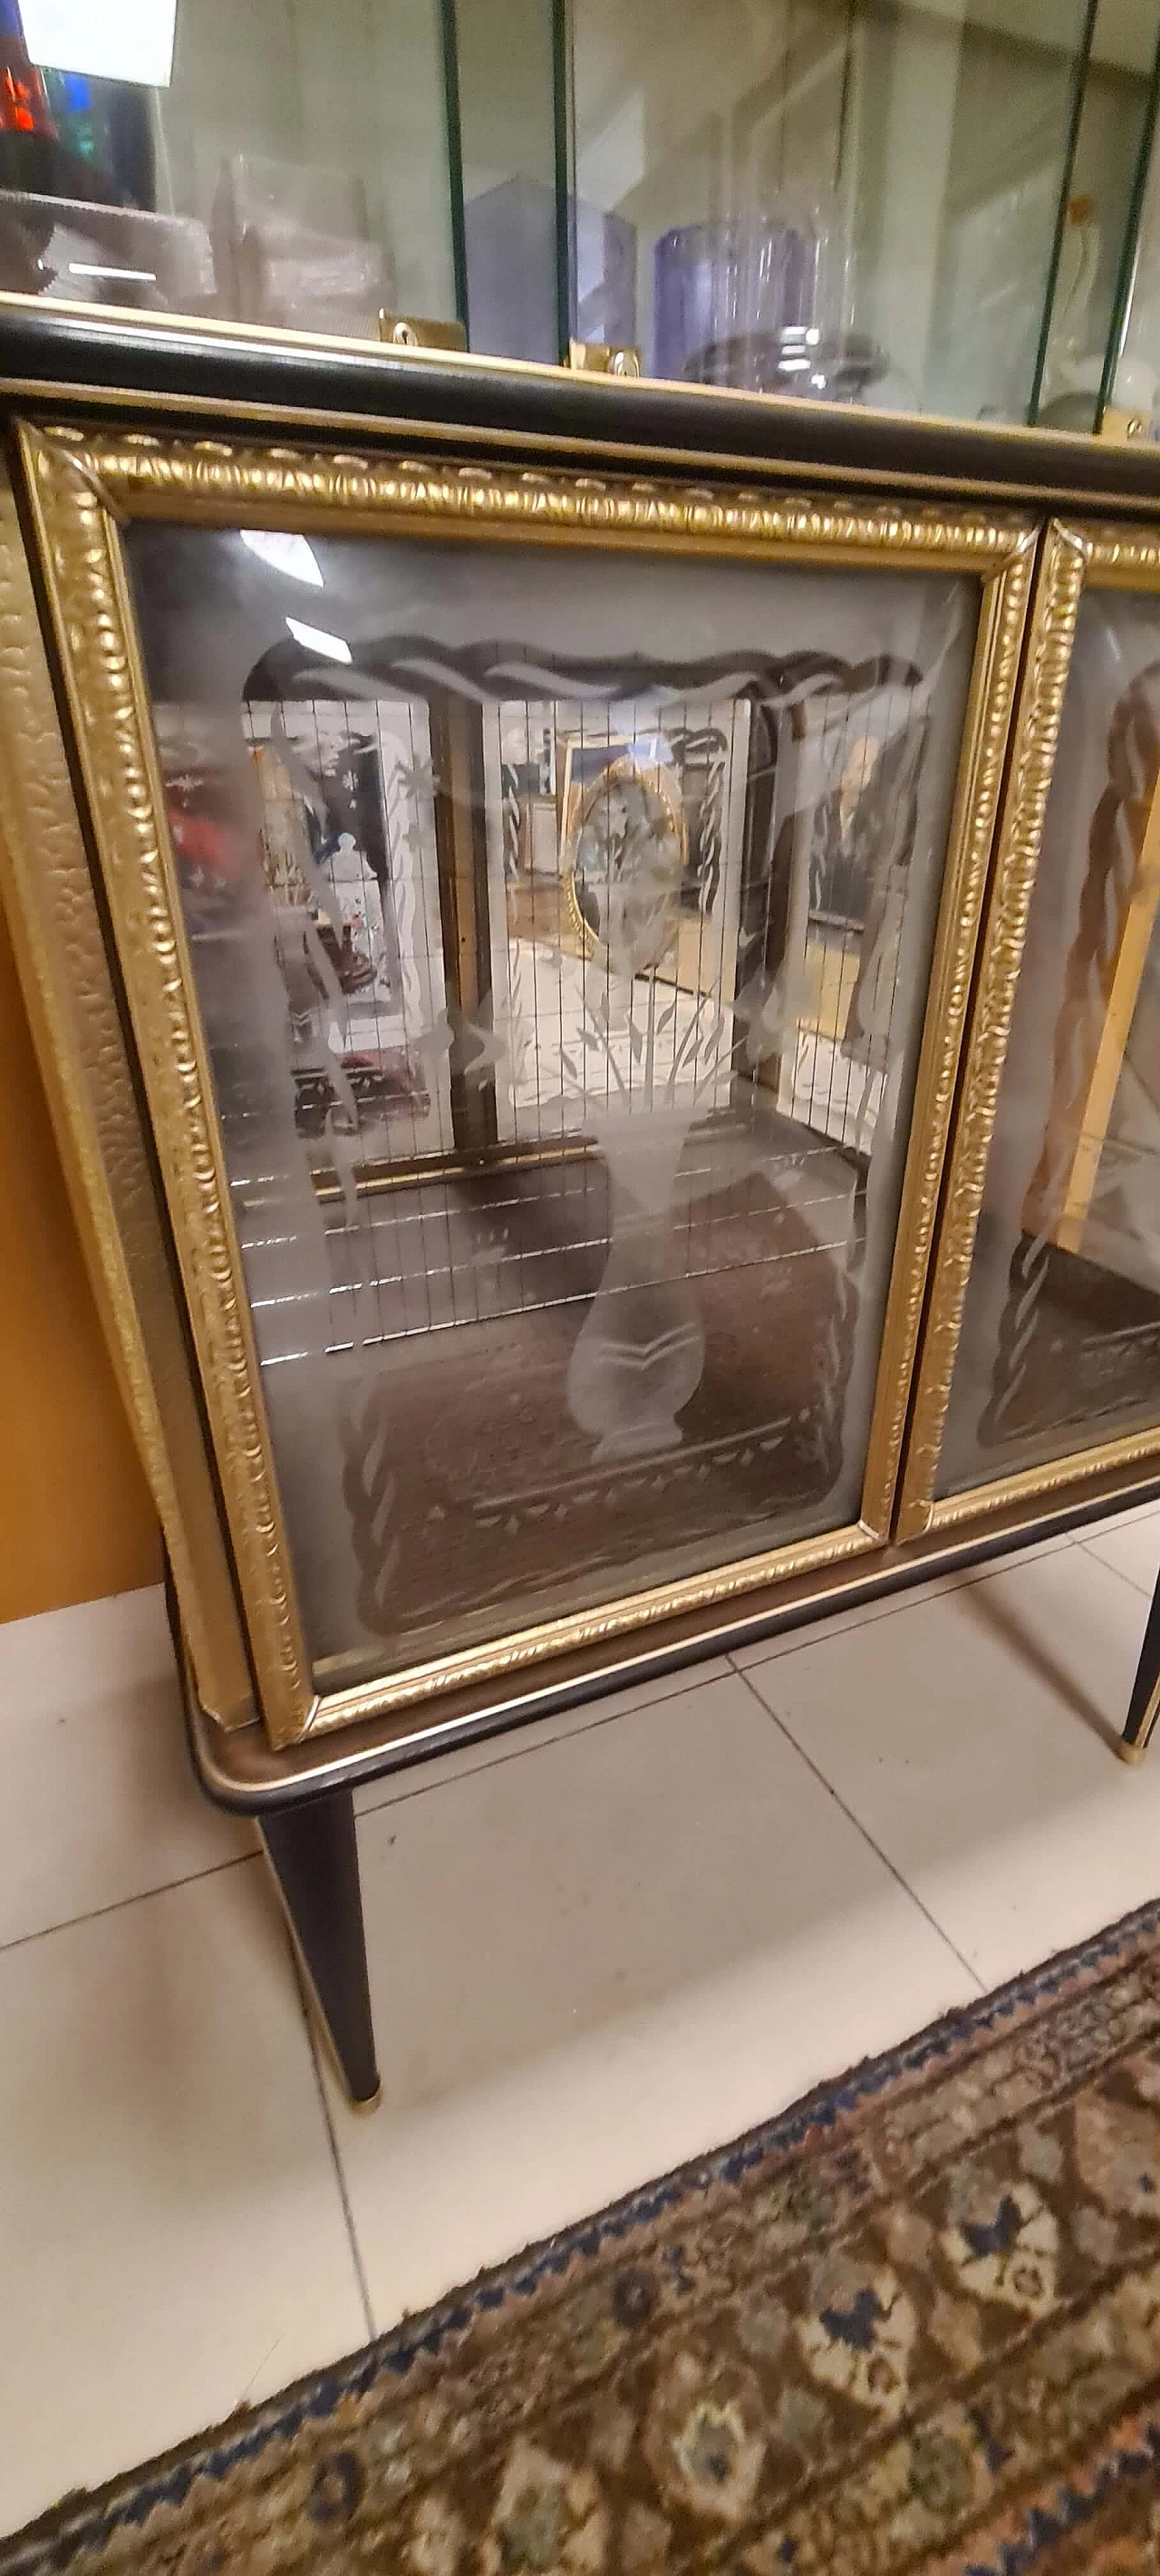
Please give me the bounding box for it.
[14,420,1035,1751]
[4,0,1160,434]
[6,304,1160,2102]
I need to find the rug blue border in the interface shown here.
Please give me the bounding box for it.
[5,1889,1160,2574]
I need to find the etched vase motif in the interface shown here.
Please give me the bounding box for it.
[566,1106,706,1460]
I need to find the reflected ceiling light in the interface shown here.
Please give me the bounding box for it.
[285,615,351,664]
[241,530,324,587]
[68,262,158,284]
[19,0,178,86]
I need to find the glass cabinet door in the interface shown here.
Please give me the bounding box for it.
[564,0,1099,419]
[25,424,1031,1738]
[0,0,457,334]
[901,532,1160,1533]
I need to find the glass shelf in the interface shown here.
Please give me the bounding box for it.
[2,0,1160,437]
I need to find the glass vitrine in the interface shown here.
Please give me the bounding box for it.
[17,422,1032,1741]
[563,0,1097,419]
[3,0,1160,436]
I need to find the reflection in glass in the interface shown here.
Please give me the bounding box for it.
[942,587,1160,1497]
[0,0,455,335]
[127,522,974,1680]
[1034,6,1157,431]
[1085,19,1160,439]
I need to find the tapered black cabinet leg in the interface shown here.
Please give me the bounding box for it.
[260,1790,381,2108]
[1122,1564,1160,1762]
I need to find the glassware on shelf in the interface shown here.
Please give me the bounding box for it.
[212,156,391,341]
[463,176,635,363]
[0,0,1157,441]
[652,200,885,401]
[1035,191,1157,433]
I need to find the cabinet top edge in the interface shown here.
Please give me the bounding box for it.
[4,295,1160,519]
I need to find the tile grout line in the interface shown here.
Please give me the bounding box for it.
[1076,1538,1157,1604]
[730,1535,1083,1680]
[292,1945,377,2344]
[729,1659,988,1995]
[354,1660,737,1819]
[0,1842,260,1960]
[1,1525,1132,1960]
[354,1547,1082,1822]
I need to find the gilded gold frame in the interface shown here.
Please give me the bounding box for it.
[897,519,1160,1540]
[18,422,1033,1744]
[0,464,253,1727]
[563,750,688,962]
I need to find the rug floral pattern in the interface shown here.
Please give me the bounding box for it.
[8,1905,1160,2574]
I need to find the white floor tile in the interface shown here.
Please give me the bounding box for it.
[1082,1504,1160,1599]
[354,1652,735,1815]
[327,1669,975,2333]
[742,1545,1158,1990]
[0,1860,366,2538]
[730,1527,1078,1672]
[0,1585,248,1949]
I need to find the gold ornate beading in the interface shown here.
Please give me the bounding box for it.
[925,1426,1160,1532]
[894,522,1090,1539]
[27,421,1031,569]
[314,1521,877,1737]
[860,532,1036,1533]
[22,424,313,1744]
[0,471,253,1727]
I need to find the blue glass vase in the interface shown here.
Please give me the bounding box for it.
[652,215,819,387]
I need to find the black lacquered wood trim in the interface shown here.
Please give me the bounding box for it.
[5,295,1160,515]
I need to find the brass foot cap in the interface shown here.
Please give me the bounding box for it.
[1117,1737,1149,1766]
[349,2081,383,2116]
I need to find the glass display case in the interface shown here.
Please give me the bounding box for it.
[3,0,1160,433]
[565,0,1098,419]
[7,304,1160,2091]
[11,418,1032,1742]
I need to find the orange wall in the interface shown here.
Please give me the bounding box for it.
[0,904,160,1623]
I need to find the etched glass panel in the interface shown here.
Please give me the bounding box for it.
[126,521,975,1681]
[941,586,1160,1496]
